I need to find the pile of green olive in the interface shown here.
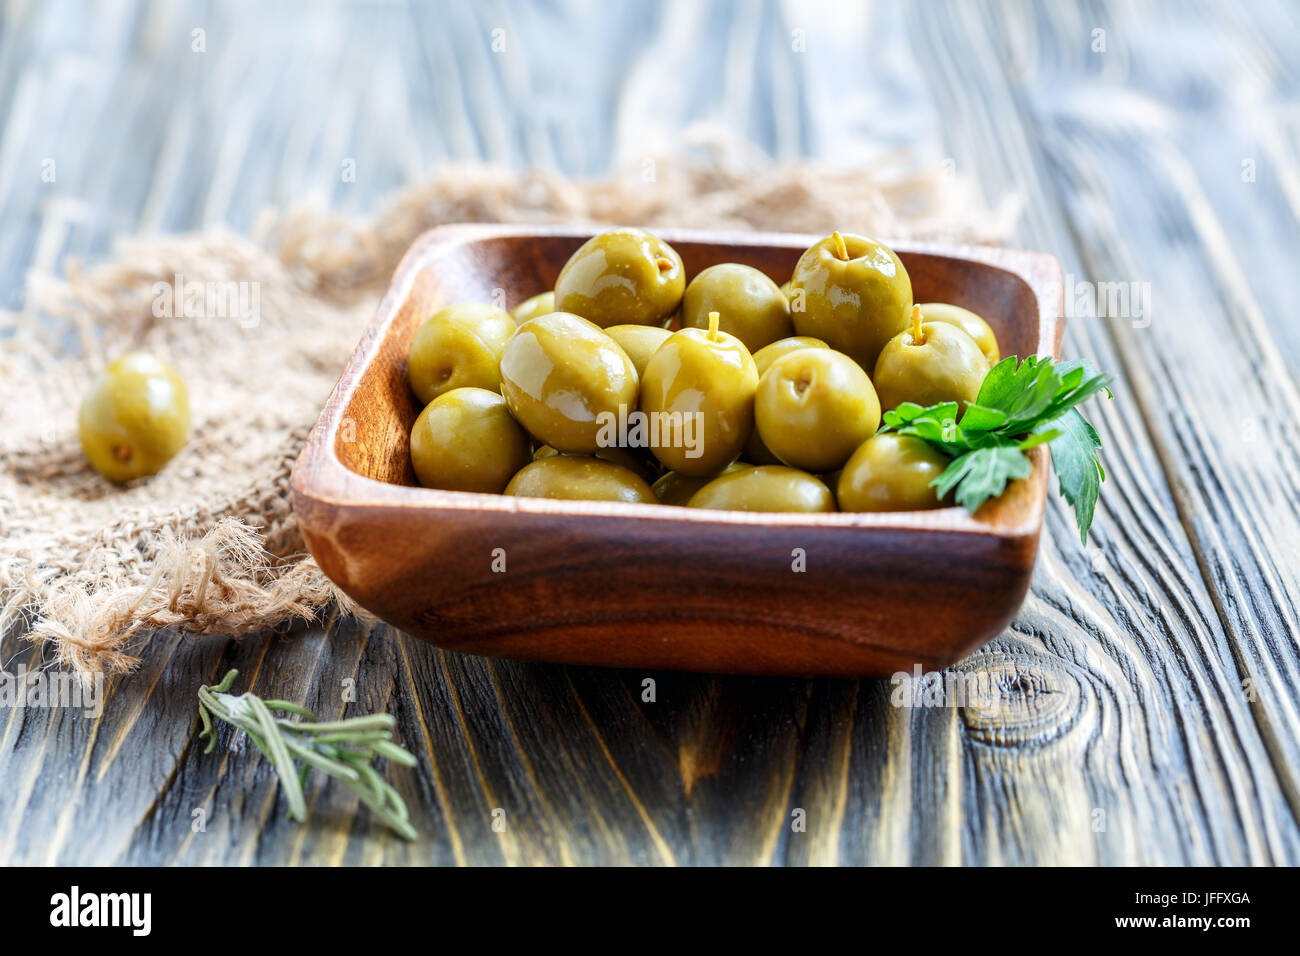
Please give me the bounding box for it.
[406,227,1000,513]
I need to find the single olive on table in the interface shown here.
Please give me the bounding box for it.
[873,305,990,414]
[79,352,190,482]
[410,387,532,493]
[681,263,793,353]
[407,302,516,406]
[640,310,759,477]
[688,465,834,513]
[837,433,952,512]
[754,347,881,473]
[554,227,685,328]
[498,311,639,453]
[915,302,1000,365]
[504,455,657,504]
[788,231,913,371]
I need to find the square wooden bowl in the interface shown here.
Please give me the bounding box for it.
[291,225,1064,678]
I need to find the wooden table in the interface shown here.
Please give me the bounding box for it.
[3,0,1299,865]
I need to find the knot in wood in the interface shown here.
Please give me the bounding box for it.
[954,653,1081,747]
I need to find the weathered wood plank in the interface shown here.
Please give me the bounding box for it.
[976,0,1300,857]
[3,0,1300,867]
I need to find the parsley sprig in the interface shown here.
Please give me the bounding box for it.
[878,355,1112,542]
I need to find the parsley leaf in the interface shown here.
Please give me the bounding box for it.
[877,354,1112,542]
[955,403,1008,433]
[882,401,959,428]
[1038,408,1105,544]
[881,401,967,455]
[933,446,1034,513]
[977,355,1062,428]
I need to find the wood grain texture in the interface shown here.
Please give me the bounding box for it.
[2,0,1299,865]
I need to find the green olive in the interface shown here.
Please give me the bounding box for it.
[408,302,515,406]
[504,455,657,504]
[78,352,190,483]
[652,461,751,506]
[681,263,793,353]
[916,302,1000,365]
[752,336,831,374]
[534,443,659,485]
[498,312,639,453]
[873,307,990,413]
[604,324,672,378]
[788,231,912,370]
[837,433,952,512]
[554,228,685,327]
[687,465,834,513]
[511,291,555,324]
[410,387,531,493]
[640,312,759,477]
[744,336,831,464]
[755,348,881,472]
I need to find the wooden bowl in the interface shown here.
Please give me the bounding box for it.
[291,225,1064,678]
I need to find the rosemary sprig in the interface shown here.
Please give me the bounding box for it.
[197,669,418,840]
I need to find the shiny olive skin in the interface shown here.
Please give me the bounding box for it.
[681,264,793,352]
[498,312,639,453]
[788,233,913,370]
[873,322,990,413]
[554,228,685,328]
[743,336,831,463]
[640,326,759,477]
[837,433,952,512]
[652,461,750,506]
[751,336,830,375]
[504,455,657,504]
[511,291,555,324]
[755,348,882,472]
[916,302,1000,365]
[79,352,190,482]
[687,465,834,513]
[408,302,516,406]
[604,324,671,378]
[410,387,531,493]
[534,443,659,485]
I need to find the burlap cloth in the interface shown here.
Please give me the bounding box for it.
[0,133,1016,677]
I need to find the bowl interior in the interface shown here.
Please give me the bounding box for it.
[335,234,1044,488]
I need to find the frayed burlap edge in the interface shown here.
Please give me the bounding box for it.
[0,127,1016,680]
